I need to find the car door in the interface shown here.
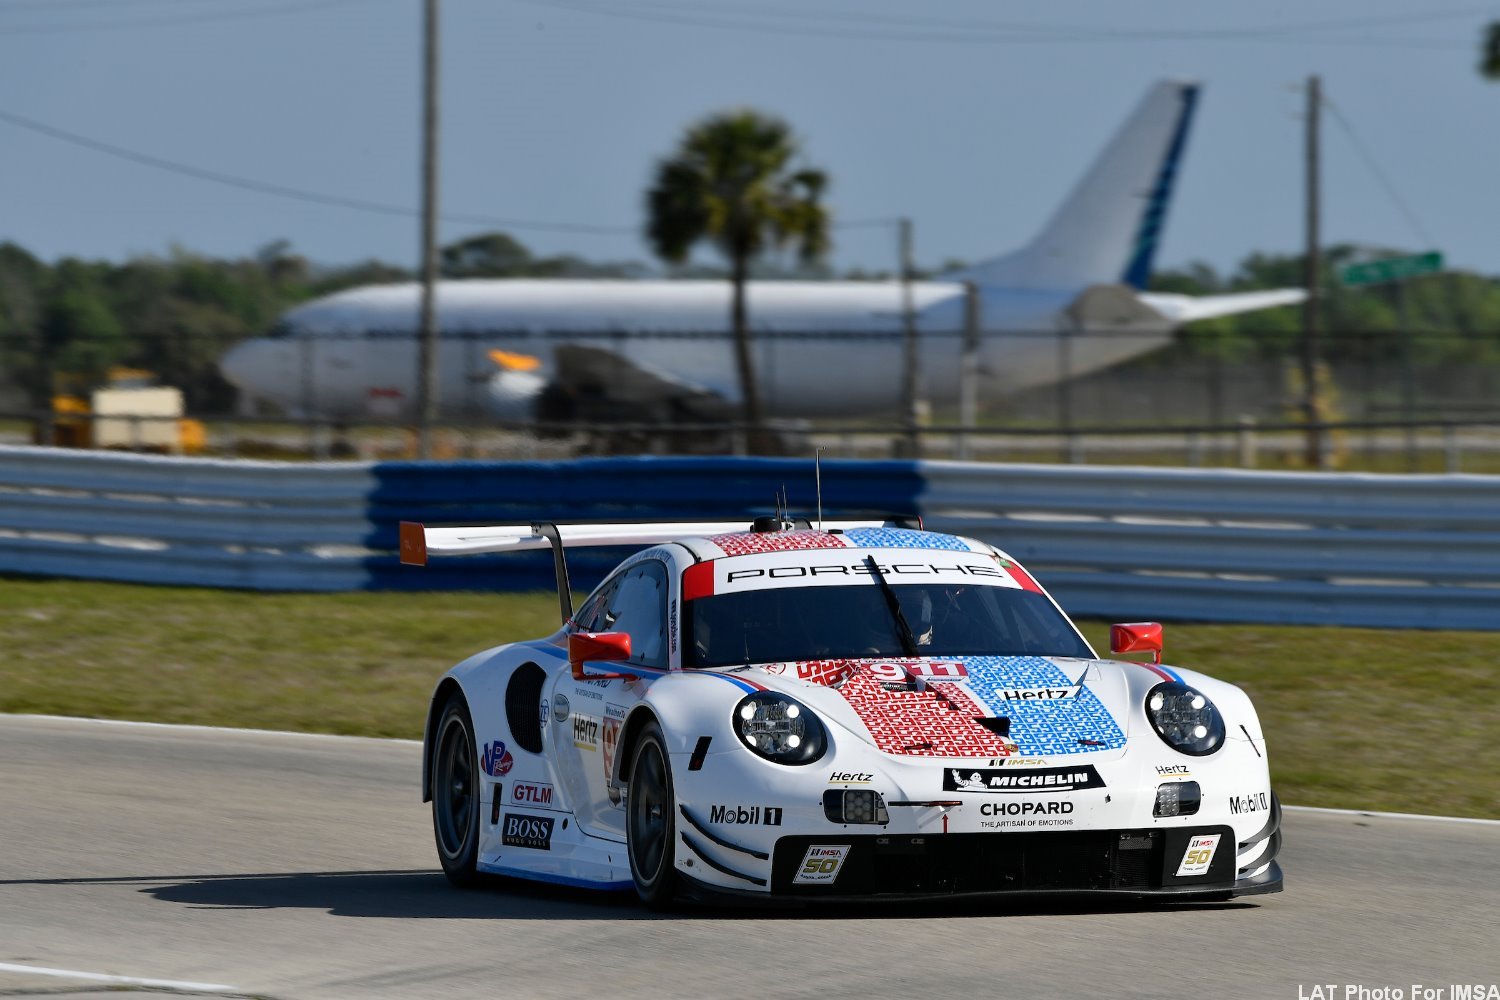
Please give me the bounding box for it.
[549,558,670,840]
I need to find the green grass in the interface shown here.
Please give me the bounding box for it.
[2,578,1496,819]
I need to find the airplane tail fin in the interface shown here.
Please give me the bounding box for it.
[955,80,1200,292]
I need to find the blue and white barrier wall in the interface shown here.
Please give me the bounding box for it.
[1,445,1496,629]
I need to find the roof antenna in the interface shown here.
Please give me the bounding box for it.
[815,448,824,531]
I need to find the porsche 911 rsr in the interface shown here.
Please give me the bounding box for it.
[404,517,1282,906]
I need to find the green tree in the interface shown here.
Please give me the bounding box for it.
[41,261,127,379]
[1482,21,1500,78]
[442,231,533,277]
[644,110,829,439]
[0,243,48,405]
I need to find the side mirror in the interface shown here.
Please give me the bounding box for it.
[1109,622,1164,664]
[568,631,636,681]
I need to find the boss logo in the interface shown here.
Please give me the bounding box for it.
[501,813,554,850]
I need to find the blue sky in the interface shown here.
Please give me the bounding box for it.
[2,0,1495,278]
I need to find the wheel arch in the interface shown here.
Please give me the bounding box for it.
[422,677,466,803]
[613,705,662,788]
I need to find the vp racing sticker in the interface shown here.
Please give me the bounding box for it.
[481,741,514,777]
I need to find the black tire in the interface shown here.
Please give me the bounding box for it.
[626,721,679,907]
[431,693,482,888]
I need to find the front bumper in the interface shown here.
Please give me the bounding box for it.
[676,792,1284,901]
[770,826,1238,897]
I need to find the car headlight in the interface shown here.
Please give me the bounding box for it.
[1145,682,1225,756]
[732,692,827,765]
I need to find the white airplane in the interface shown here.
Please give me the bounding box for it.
[219,80,1303,425]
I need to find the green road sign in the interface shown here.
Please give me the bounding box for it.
[1339,251,1443,287]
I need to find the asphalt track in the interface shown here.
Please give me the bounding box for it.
[2,715,1497,1000]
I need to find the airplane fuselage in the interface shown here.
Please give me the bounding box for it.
[220,279,1174,421]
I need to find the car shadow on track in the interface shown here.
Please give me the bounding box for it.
[144,870,643,919]
[8,870,1257,921]
[11,869,1254,923]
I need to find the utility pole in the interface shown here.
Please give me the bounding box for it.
[1397,278,1417,471]
[957,281,980,461]
[415,0,441,460]
[899,217,921,458]
[1301,74,1324,470]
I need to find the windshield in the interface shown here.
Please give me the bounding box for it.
[683,581,1093,668]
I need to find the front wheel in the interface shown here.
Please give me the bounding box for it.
[626,721,678,907]
[431,693,482,888]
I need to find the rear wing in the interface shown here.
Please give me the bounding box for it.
[398,517,917,623]
[401,521,774,565]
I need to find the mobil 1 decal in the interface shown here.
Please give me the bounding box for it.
[1229,790,1271,816]
[943,765,1105,793]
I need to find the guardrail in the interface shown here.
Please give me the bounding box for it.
[0,446,921,593]
[919,462,1500,630]
[9,409,1500,473]
[1,445,1496,629]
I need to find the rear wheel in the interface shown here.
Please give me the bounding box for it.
[626,722,678,907]
[432,693,482,888]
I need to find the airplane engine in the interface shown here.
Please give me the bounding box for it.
[481,368,548,420]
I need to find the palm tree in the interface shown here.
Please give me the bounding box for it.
[645,111,829,445]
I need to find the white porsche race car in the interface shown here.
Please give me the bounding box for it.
[404,517,1283,905]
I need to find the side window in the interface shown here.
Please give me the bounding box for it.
[599,561,668,669]
[572,577,619,633]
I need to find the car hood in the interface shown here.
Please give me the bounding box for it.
[745,656,1134,761]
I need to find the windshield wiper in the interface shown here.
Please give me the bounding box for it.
[865,555,919,656]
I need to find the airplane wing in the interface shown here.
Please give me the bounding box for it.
[550,344,732,419]
[1137,288,1307,324]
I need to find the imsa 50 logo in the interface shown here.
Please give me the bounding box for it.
[792,844,850,885]
[501,812,554,851]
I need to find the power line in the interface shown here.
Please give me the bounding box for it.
[0,0,386,36]
[0,103,894,238]
[520,0,1475,50]
[0,106,641,236]
[831,217,900,230]
[0,0,244,12]
[1322,97,1437,248]
[595,0,1492,41]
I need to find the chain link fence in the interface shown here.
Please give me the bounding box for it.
[3,327,1499,470]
